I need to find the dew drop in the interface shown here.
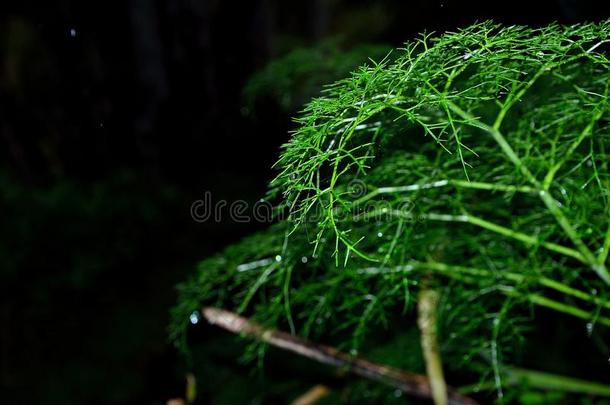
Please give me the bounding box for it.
[275,255,282,262]
[189,311,200,325]
[377,232,383,237]
[301,256,308,263]
[586,322,594,336]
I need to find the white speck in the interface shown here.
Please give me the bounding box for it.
[69,28,76,38]
[586,159,593,167]
[99,122,104,128]
[586,322,594,336]
[393,389,403,398]
[377,232,383,237]
[189,311,200,325]
[301,256,308,263]
[275,255,282,262]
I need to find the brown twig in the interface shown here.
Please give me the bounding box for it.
[290,384,331,405]
[202,307,480,405]
[418,289,447,405]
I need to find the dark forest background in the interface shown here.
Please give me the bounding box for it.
[2,0,610,403]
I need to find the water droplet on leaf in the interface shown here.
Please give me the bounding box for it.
[586,322,594,336]
[189,311,200,325]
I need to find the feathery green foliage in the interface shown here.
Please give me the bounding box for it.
[173,20,610,401]
[243,39,392,113]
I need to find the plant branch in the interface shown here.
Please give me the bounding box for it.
[418,289,448,405]
[357,209,585,263]
[351,179,537,208]
[447,101,610,284]
[202,307,480,405]
[459,366,610,397]
[358,261,610,326]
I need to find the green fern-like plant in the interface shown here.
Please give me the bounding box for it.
[243,38,392,113]
[173,20,610,402]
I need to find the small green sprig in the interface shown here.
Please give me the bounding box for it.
[173,19,610,401]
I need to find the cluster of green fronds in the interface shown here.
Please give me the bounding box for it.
[173,20,610,400]
[243,39,391,113]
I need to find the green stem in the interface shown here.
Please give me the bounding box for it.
[599,218,610,265]
[505,366,610,396]
[358,209,584,263]
[464,214,585,263]
[447,101,610,285]
[359,260,610,325]
[353,179,537,207]
[521,293,610,327]
[460,366,610,397]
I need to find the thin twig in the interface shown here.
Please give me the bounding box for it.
[202,307,480,405]
[418,289,448,405]
[290,384,330,405]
